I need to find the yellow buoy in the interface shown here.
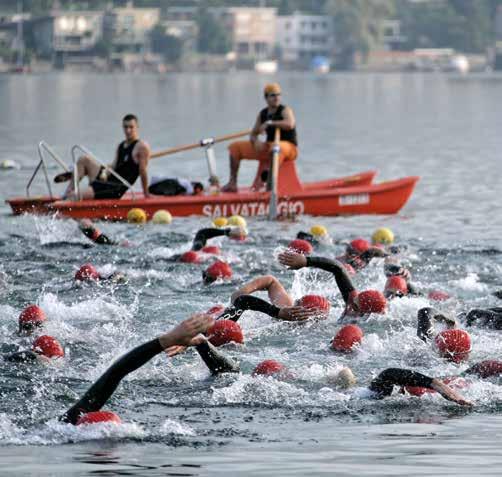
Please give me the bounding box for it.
[372,227,394,245]
[127,208,147,224]
[310,225,328,237]
[212,217,228,228]
[228,215,247,228]
[152,209,172,224]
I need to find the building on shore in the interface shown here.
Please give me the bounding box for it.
[211,7,277,64]
[30,10,103,68]
[103,3,160,71]
[276,12,334,69]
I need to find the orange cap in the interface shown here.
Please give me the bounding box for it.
[264,83,281,95]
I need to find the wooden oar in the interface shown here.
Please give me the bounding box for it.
[150,129,252,159]
[268,128,281,220]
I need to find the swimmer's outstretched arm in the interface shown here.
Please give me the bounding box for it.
[192,227,245,251]
[195,341,240,374]
[358,247,388,264]
[278,251,355,303]
[417,307,456,342]
[230,275,293,307]
[222,295,319,322]
[60,314,214,425]
[369,368,472,406]
[192,228,231,251]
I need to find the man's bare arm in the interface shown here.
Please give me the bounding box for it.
[135,141,150,197]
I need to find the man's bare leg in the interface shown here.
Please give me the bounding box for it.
[221,154,241,192]
[62,155,102,198]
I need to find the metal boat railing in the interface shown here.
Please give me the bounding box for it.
[70,144,135,201]
[26,141,69,198]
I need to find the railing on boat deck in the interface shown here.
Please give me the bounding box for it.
[26,141,69,198]
[267,128,281,220]
[70,144,136,201]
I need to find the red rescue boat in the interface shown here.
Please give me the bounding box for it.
[7,163,418,220]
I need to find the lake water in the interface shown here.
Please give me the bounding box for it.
[0,72,501,476]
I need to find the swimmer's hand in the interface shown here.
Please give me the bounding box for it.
[165,335,207,358]
[278,251,307,269]
[159,313,214,350]
[278,306,320,321]
[431,378,473,407]
[229,226,248,239]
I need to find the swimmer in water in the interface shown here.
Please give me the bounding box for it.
[79,219,117,246]
[383,258,420,298]
[278,251,387,321]
[59,314,240,425]
[337,238,388,272]
[421,305,502,331]
[74,263,127,284]
[178,226,247,264]
[4,335,64,363]
[216,275,329,322]
[17,305,47,336]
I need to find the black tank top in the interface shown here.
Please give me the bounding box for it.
[109,140,140,185]
[259,105,298,146]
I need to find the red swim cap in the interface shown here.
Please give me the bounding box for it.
[428,290,450,302]
[357,290,387,314]
[406,376,468,396]
[206,304,226,317]
[435,329,471,363]
[207,319,244,347]
[349,238,370,254]
[331,324,363,352]
[75,264,100,282]
[287,239,313,255]
[19,305,47,330]
[181,250,202,264]
[384,276,408,297]
[466,360,502,379]
[252,359,285,377]
[201,245,221,255]
[204,261,233,282]
[76,410,122,426]
[32,335,64,358]
[297,295,330,317]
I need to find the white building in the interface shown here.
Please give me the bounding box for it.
[277,12,334,66]
[31,11,103,58]
[211,7,277,59]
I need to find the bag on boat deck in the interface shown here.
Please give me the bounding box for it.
[148,177,193,196]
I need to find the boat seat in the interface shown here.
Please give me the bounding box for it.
[251,160,303,195]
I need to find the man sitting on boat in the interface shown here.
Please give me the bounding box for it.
[54,114,151,200]
[222,83,298,192]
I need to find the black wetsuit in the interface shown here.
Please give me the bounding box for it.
[60,338,238,425]
[80,226,116,246]
[368,368,434,398]
[90,140,140,199]
[192,228,231,251]
[218,295,281,322]
[464,307,502,329]
[3,350,39,363]
[342,247,387,272]
[416,307,456,342]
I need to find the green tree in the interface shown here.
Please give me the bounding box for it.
[325,0,395,69]
[150,24,182,63]
[196,8,231,54]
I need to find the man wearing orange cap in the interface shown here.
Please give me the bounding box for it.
[222,83,298,192]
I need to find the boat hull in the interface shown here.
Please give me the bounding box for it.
[7,175,419,220]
